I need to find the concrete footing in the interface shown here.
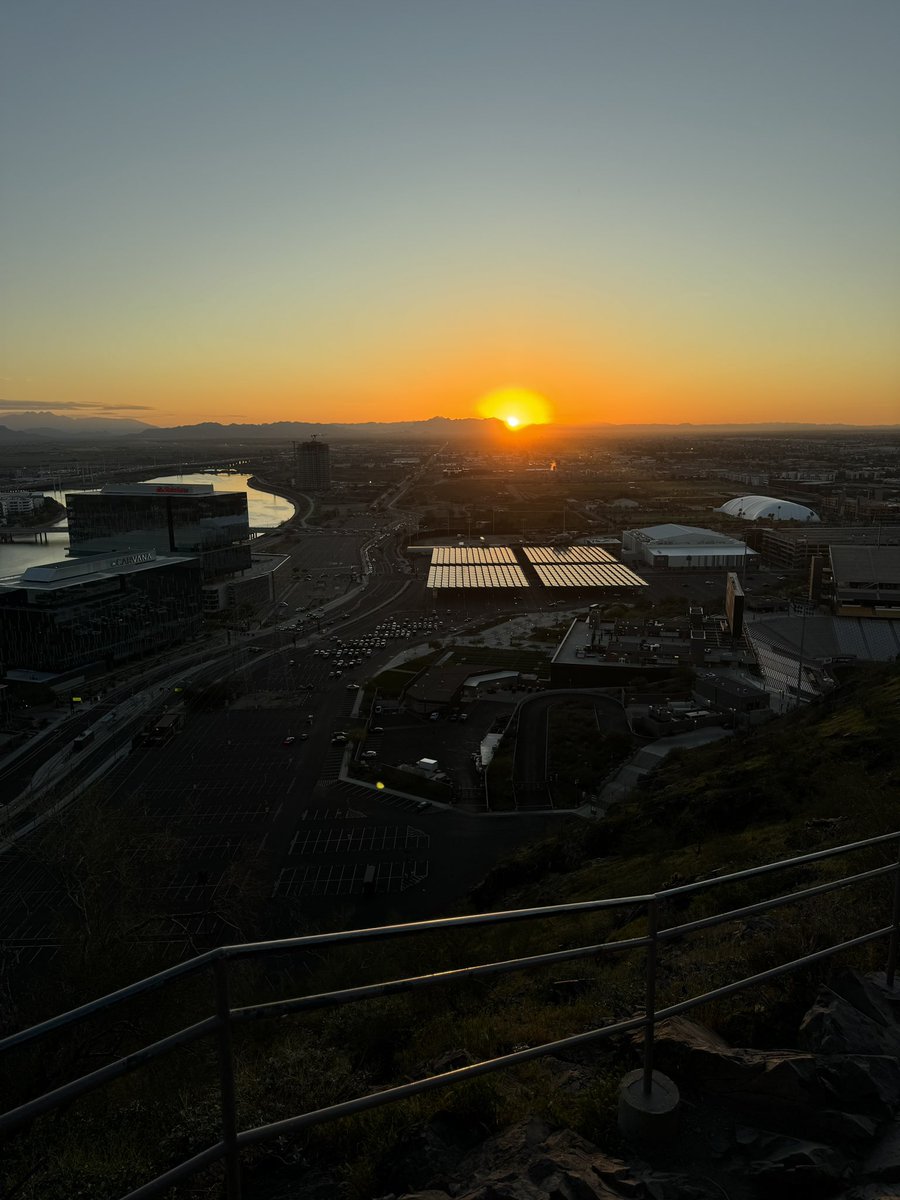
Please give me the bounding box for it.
[618,1069,680,1143]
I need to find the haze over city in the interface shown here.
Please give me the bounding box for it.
[2,1,899,430]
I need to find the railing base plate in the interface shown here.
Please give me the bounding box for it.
[618,1069,680,1143]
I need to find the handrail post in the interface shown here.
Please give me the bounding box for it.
[886,842,900,990]
[642,896,659,1095]
[214,958,242,1199]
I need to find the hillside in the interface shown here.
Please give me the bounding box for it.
[2,664,899,1198]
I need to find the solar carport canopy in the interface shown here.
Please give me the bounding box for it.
[524,546,617,563]
[427,563,528,588]
[533,562,647,588]
[432,547,517,564]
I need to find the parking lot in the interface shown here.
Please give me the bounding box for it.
[355,697,514,792]
[0,594,567,958]
[274,858,429,898]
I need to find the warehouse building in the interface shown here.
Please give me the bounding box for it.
[621,524,755,571]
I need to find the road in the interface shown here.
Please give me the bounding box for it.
[512,689,631,808]
[0,577,560,956]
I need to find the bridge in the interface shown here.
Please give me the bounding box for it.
[0,526,67,544]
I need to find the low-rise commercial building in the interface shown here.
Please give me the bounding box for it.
[759,525,900,572]
[201,552,290,613]
[828,546,900,619]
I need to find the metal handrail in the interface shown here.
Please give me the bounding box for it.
[2,829,899,1200]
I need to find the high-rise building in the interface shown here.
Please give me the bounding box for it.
[294,438,331,491]
[66,483,251,579]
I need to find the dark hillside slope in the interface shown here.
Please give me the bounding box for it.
[3,666,899,1198]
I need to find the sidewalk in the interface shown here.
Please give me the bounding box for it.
[586,725,734,815]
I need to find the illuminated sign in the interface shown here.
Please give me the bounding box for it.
[154,486,190,494]
[107,552,156,569]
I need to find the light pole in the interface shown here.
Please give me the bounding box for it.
[794,600,809,709]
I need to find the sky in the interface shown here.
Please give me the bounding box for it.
[1,0,899,429]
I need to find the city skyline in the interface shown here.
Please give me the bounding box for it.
[2,1,898,430]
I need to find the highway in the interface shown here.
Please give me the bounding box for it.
[0,518,412,813]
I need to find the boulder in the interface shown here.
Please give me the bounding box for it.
[647,1015,899,1107]
[863,1119,900,1183]
[816,1054,900,1120]
[800,985,900,1058]
[835,1189,900,1200]
[746,1132,852,1195]
[439,1120,725,1200]
[829,972,900,1029]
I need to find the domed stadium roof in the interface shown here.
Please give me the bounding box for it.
[718,495,820,522]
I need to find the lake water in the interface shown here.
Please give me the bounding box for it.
[0,473,294,578]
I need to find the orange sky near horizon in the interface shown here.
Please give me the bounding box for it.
[5,287,898,429]
[5,348,896,429]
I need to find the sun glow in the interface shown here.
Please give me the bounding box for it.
[477,387,553,430]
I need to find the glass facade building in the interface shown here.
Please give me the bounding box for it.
[66,483,251,579]
[0,551,203,676]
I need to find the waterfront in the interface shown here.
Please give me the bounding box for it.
[0,473,294,577]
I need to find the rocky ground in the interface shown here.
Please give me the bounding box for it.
[253,969,900,1199]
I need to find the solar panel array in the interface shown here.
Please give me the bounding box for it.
[432,546,517,564]
[524,545,616,563]
[427,563,528,589]
[533,562,648,589]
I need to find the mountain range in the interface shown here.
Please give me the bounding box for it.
[0,410,152,436]
[0,409,897,441]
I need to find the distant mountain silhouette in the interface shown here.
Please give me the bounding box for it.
[138,418,899,440]
[139,417,507,440]
[0,409,152,436]
[0,423,30,440]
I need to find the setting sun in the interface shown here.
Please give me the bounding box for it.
[477,387,553,430]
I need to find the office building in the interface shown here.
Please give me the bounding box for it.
[66,483,251,579]
[0,550,203,678]
[294,439,331,491]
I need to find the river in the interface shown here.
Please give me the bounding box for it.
[0,473,295,578]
